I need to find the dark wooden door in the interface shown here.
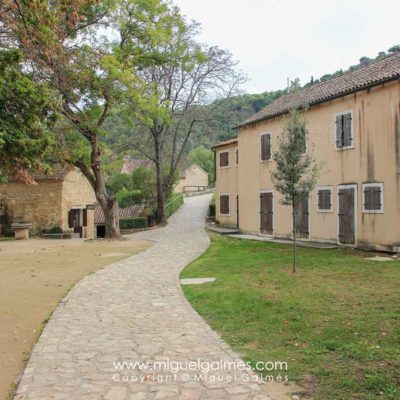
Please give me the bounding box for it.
[338,187,355,244]
[260,192,273,234]
[294,197,309,239]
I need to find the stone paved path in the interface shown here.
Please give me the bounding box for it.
[15,195,297,400]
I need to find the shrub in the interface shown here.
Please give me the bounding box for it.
[165,194,183,218]
[120,217,148,230]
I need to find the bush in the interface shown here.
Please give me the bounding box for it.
[209,204,215,217]
[120,217,148,230]
[41,226,63,234]
[165,194,183,218]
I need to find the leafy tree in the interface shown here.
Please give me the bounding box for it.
[270,110,320,273]
[120,16,244,222]
[187,145,215,182]
[0,49,59,183]
[108,166,157,207]
[1,0,182,237]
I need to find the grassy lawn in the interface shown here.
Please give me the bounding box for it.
[180,234,400,400]
[0,237,151,400]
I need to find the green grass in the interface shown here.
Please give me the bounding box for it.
[180,234,400,400]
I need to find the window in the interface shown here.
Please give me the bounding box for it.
[260,133,272,161]
[219,194,230,215]
[235,149,239,165]
[317,187,332,212]
[335,111,353,149]
[219,151,229,168]
[362,183,384,213]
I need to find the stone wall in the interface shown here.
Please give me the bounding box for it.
[0,181,63,233]
[61,170,97,238]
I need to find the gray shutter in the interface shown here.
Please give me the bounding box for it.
[335,115,343,147]
[343,113,352,146]
[318,191,323,209]
[372,186,382,210]
[364,187,372,210]
[325,190,332,209]
[266,135,271,159]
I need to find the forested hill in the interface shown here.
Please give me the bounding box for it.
[206,90,286,144]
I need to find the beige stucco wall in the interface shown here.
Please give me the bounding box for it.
[0,181,63,233]
[215,143,239,227]
[61,170,96,238]
[216,80,400,251]
[175,165,209,193]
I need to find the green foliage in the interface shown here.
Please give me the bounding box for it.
[187,145,214,181]
[164,194,183,218]
[181,235,400,400]
[0,49,59,180]
[109,166,157,207]
[119,217,147,229]
[271,110,320,206]
[115,188,142,208]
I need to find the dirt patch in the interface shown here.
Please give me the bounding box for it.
[0,237,151,400]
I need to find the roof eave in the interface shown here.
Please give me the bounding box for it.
[238,75,400,129]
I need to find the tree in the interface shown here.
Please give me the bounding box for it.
[1,0,181,237]
[0,49,58,183]
[187,145,214,182]
[270,110,320,273]
[120,16,244,222]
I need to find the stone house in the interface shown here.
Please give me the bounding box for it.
[174,164,209,193]
[0,166,96,238]
[214,53,400,252]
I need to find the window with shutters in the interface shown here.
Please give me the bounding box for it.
[219,151,229,168]
[260,133,272,161]
[362,183,384,213]
[219,194,230,215]
[335,111,353,150]
[317,187,333,212]
[235,149,239,165]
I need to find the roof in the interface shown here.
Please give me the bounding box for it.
[239,52,400,128]
[121,157,153,174]
[94,204,144,225]
[212,138,238,149]
[8,165,72,182]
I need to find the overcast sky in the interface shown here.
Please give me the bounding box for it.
[173,0,400,93]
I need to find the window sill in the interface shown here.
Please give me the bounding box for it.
[335,145,355,151]
[317,209,333,213]
[362,210,384,214]
[218,166,230,169]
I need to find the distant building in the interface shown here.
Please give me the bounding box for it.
[0,167,96,238]
[214,53,400,252]
[121,156,209,193]
[175,164,209,193]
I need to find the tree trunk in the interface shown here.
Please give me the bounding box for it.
[155,164,165,224]
[90,132,122,239]
[292,204,296,273]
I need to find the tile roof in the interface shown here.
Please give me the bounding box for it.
[212,138,238,149]
[94,204,144,224]
[239,52,400,128]
[121,157,153,174]
[9,165,72,181]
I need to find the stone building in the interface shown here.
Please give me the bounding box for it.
[214,53,400,252]
[0,166,96,238]
[174,164,209,193]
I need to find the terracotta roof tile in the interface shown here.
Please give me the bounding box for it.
[239,53,400,128]
[212,138,238,149]
[94,204,144,224]
[121,157,153,174]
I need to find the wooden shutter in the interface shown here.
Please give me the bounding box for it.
[372,186,382,210]
[219,152,229,167]
[318,189,332,210]
[83,209,88,227]
[261,134,271,161]
[363,187,372,210]
[335,115,343,148]
[235,149,239,164]
[220,195,229,214]
[68,210,74,228]
[343,113,352,147]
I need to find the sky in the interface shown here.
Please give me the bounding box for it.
[172,0,400,93]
